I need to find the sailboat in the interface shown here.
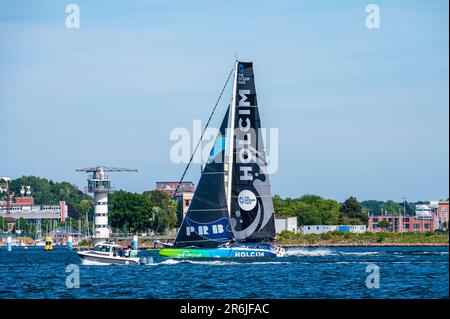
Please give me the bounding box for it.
[159,61,285,258]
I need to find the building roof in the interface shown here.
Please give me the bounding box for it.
[156,181,194,185]
[0,211,61,219]
[369,211,415,217]
[3,216,16,222]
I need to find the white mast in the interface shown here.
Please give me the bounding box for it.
[226,61,238,215]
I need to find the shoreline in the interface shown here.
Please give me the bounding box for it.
[1,243,448,249]
[280,243,449,248]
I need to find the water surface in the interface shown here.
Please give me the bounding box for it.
[0,246,447,299]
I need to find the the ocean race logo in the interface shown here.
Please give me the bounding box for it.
[238,63,244,75]
[238,190,257,211]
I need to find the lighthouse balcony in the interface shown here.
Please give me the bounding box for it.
[86,180,114,193]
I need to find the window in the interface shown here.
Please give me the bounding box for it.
[404,218,409,222]
[404,224,410,229]
[425,224,430,229]
[414,224,419,229]
[94,245,109,252]
[373,218,378,222]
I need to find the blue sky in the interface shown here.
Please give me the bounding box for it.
[0,0,448,202]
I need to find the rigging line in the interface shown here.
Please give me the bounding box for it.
[172,65,235,199]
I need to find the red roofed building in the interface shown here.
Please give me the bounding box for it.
[155,181,195,197]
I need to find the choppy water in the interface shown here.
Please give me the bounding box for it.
[0,246,448,299]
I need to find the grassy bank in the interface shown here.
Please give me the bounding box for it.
[275,230,449,247]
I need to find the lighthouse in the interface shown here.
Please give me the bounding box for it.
[76,166,137,239]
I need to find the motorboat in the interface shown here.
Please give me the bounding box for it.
[77,241,151,265]
[34,239,46,247]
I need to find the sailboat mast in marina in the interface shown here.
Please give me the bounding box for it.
[159,61,284,258]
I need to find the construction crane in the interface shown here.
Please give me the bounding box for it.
[76,165,137,239]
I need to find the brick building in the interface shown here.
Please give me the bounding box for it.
[367,203,442,232]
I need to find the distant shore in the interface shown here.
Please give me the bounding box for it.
[280,243,448,247]
[2,231,448,250]
[275,231,449,248]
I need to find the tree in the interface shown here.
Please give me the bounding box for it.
[41,220,53,235]
[109,190,178,233]
[150,206,177,233]
[340,216,364,225]
[361,200,384,215]
[109,191,151,232]
[0,216,7,232]
[273,194,340,226]
[8,176,92,218]
[362,200,407,216]
[142,190,177,232]
[143,190,178,232]
[273,195,285,213]
[13,218,31,233]
[340,196,367,224]
[382,200,403,216]
[378,220,390,232]
[109,190,177,232]
[78,198,94,235]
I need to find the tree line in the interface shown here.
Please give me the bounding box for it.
[273,195,430,226]
[1,176,178,235]
[2,176,441,234]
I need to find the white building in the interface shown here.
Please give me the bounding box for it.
[0,201,68,221]
[415,204,433,220]
[300,225,367,234]
[275,216,298,233]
